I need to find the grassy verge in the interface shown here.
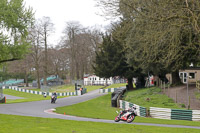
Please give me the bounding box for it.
[29,85,103,93]
[0,114,199,133]
[104,83,127,89]
[55,94,200,127]
[85,85,104,92]
[3,89,66,104]
[123,87,185,109]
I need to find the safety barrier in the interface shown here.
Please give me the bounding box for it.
[119,100,147,117]
[7,86,81,96]
[99,88,118,93]
[120,100,200,121]
[150,107,200,121]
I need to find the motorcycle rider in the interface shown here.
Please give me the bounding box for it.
[52,91,57,101]
[121,106,136,115]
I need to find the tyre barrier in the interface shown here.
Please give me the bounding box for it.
[5,86,83,96]
[119,100,147,117]
[111,87,127,107]
[150,107,200,121]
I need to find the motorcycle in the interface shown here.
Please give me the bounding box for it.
[51,95,56,103]
[114,106,137,123]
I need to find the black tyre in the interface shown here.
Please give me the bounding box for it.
[114,115,120,122]
[127,115,135,123]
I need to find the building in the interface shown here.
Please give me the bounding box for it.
[179,67,200,84]
[84,75,113,86]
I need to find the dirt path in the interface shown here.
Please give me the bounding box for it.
[164,84,200,110]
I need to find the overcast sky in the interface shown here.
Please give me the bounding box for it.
[24,0,111,46]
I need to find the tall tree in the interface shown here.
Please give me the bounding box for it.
[0,0,33,64]
[38,16,54,86]
[93,31,138,89]
[98,0,200,85]
[28,23,44,89]
[62,22,102,80]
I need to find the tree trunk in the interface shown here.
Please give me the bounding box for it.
[128,78,134,90]
[24,71,29,87]
[43,30,48,86]
[172,70,181,85]
[36,64,41,89]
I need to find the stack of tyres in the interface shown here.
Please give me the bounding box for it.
[111,87,126,107]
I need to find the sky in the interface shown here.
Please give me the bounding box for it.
[24,0,111,46]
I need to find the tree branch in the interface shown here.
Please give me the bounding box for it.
[0,58,21,64]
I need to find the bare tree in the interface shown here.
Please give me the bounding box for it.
[28,23,44,89]
[61,22,102,80]
[7,54,33,87]
[38,16,54,86]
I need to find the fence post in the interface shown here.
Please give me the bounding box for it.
[176,89,177,103]
[168,83,170,96]
[164,82,165,94]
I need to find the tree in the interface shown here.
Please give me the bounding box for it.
[0,0,33,64]
[61,22,102,80]
[98,0,200,85]
[38,16,54,86]
[93,30,138,89]
[7,54,33,87]
[28,23,44,89]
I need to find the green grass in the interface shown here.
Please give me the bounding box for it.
[55,94,200,127]
[30,85,75,93]
[56,94,120,119]
[0,114,199,133]
[85,85,104,92]
[3,89,66,104]
[195,91,200,100]
[124,87,185,109]
[104,83,127,89]
[30,85,103,93]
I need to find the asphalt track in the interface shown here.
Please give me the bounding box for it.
[0,89,200,130]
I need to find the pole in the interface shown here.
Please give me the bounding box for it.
[187,75,189,109]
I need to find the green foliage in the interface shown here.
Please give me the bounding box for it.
[0,0,34,64]
[125,0,200,74]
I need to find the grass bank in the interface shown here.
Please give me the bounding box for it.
[55,94,200,127]
[123,87,185,109]
[0,114,199,133]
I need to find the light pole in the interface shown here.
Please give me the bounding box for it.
[187,75,191,109]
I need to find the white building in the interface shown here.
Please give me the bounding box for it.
[84,75,113,86]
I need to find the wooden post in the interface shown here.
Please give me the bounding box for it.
[176,89,177,103]
[168,83,170,96]
[164,82,165,94]
[188,96,190,110]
